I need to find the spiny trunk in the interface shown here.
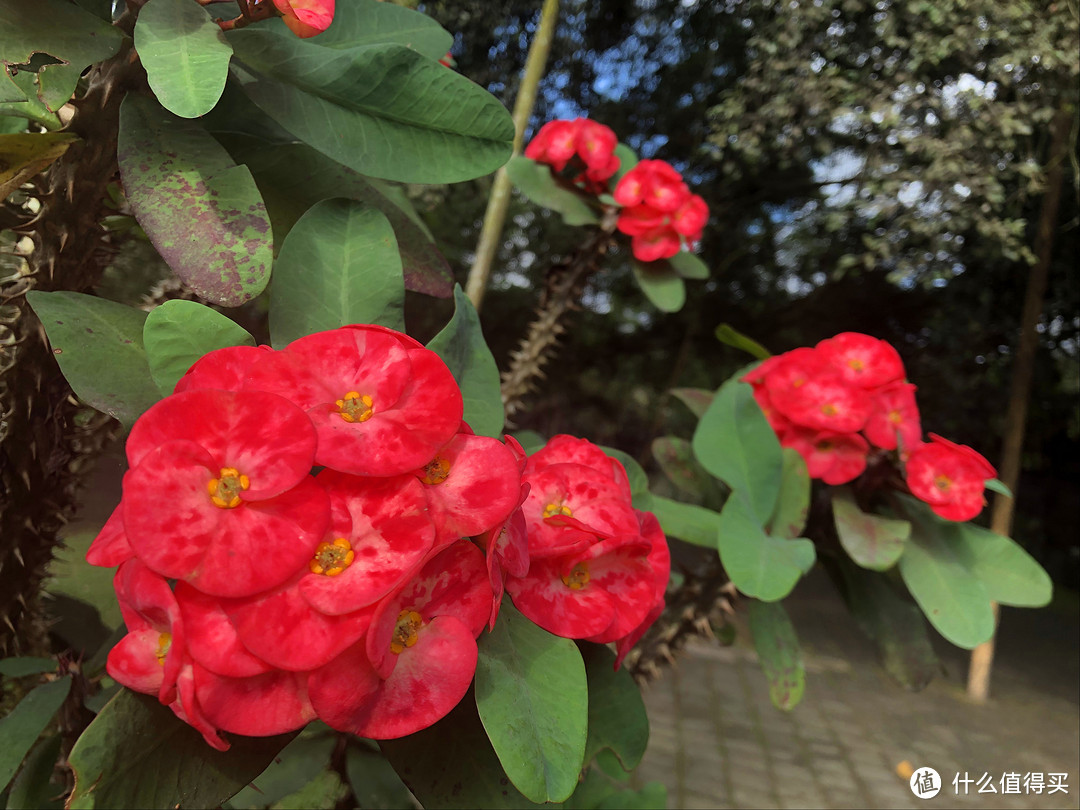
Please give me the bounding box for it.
[0,15,143,657]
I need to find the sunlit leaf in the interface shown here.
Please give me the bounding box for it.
[144,300,255,396]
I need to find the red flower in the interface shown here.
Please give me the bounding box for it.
[613,160,707,262]
[121,390,329,597]
[525,118,621,192]
[86,504,133,568]
[245,326,462,476]
[271,0,334,38]
[816,332,905,390]
[864,382,922,452]
[906,434,995,521]
[192,664,316,737]
[173,344,272,395]
[783,427,869,485]
[412,432,523,543]
[106,560,185,705]
[524,120,578,172]
[614,161,687,211]
[309,541,491,739]
[764,349,872,434]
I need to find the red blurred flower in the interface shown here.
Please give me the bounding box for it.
[783,427,869,485]
[906,434,995,521]
[613,160,707,262]
[864,381,922,452]
[271,0,334,38]
[816,332,905,390]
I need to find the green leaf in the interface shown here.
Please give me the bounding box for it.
[957,523,1051,607]
[505,156,600,226]
[692,374,782,525]
[226,727,336,809]
[474,602,587,803]
[0,676,71,793]
[562,766,667,810]
[380,688,545,810]
[313,0,452,58]
[651,436,713,499]
[984,477,1013,498]
[611,142,638,182]
[270,770,347,810]
[234,143,451,298]
[427,285,505,438]
[896,499,995,649]
[630,259,685,313]
[832,489,909,571]
[717,494,814,601]
[599,446,648,498]
[5,733,64,810]
[828,558,939,690]
[0,657,55,678]
[143,300,255,396]
[646,494,722,550]
[67,689,295,810]
[227,27,514,184]
[0,70,61,129]
[766,448,810,539]
[747,600,805,710]
[714,323,771,360]
[669,387,714,420]
[0,0,124,111]
[117,94,273,307]
[667,251,709,280]
[344,743,416,810]
[269,200,404,347]
[581,644,648,771]
[25,291,161,428]
[134,0,233,118]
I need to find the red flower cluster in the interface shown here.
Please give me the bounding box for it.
[270,0,335,37]
[88,326,668,748]
[742,332,995,521]
[87,326,524,748]
[524,118,621,194]
[506,436,670,667]
[612,160,708,262]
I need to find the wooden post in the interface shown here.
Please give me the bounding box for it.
[465,0,560,312]
[966,105,1074,703]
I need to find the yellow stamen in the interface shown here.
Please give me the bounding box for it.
[421,456,451,485]
[207,467,249,509]
[847,358,865,371]
[155,632,172,666]
[543,501,573,519]
[934,474,953,493]
[821,403,838,417]
[562,562,590,590]
[335,391,374,423]
[390,609,423,654]
[888,409,903,425]
[309,538,356,576]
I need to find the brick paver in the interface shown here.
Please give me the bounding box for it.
[631,571,1080,810]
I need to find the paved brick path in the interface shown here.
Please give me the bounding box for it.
[632,572,1080,810]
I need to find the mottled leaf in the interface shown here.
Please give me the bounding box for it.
[135,0,233,118]
[269,200,404,347]
[474,603,587,803]
[25,290,161,428]
[117,94,273,306]
[427,285,504,438]
[747,599,805,710]
[227,25,514,183]
[832,489,909,571]
[651,436,712,498]
[144,300,255,396]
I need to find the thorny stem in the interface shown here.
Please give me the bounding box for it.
[499,209,618,424]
